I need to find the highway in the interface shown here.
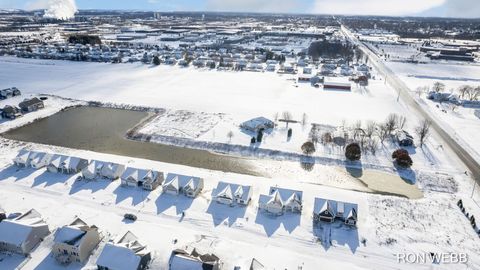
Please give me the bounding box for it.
[340,25,480,186]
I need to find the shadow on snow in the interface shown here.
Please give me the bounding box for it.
[313,222,359,254]
[254,210,301,237]
[206,201,247,227]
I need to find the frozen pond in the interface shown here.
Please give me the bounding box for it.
[2,106,262,176]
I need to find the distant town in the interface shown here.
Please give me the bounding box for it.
[0,8,480,270]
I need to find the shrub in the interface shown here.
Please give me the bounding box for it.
[301,141,316,155]
[345,143,361,161]
[250,137,256,144]
[153,56,161,65]
[392,149,413,168]
[256,130,264,143]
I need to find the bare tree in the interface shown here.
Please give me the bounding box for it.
[432,81,445,93]
[448,103,458,112]
[367,138,379,155]
[341,119,347,132]
[227,131,234,142]
[458,85,473,100]
[377,123,390,144]
[273,112,279,123]
[301,113,308,127]
[282,111,293,128]
[415,86,429,97]
[352,120,363,140]
[385,113,398,135]
[365,121,377,139]
[465,86,480,101]
[397,115,407,130]
[309,126,320,145]
[415,119,432,147]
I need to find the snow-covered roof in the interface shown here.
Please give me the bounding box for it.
[259,187,303,208]
[240,117,274,131]
[0,209,47,246]
[169,248,219,270]
[96,243,142,270]
[96,231,149,270]
[54,218,92,247]
[170,254,205,270]
[213,181,252,202]
[121,167,160,183]
[164,174,203,191]
[313,197,358,220]
[49,154,87,170]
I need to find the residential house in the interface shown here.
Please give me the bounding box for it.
[1,105,22,119]
[313,197,358,226]
[169,247,221,270]
[13,150,52,169]
[212,181,252,206]
[100,162,125,180]
[240,117,275,133]
[19,97,44,112]
[121,167,164,190]
[96,231,151,270]
[81,160,106,180]
[47,155,89,174]
[258,187,303,215]
[13,149,32,167]
[0,209,50,255]
[81,160,125,180]
[28,151,53,169]
[0,87,21,99]
[53,218,101,264]
[162,174,204,198]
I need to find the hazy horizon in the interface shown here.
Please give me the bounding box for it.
[0,0,479,19]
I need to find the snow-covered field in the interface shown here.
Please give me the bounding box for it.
[386,61,480,161]
[0,140,479,270]
[0,56,479,269]
[0,56,461,174]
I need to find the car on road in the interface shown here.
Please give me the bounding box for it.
[123,213,137,221]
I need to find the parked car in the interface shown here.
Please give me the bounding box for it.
[124,213,137,221]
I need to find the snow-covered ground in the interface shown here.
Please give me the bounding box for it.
[386,61,480,161]
[0,140,478,270]
[0,56,460,175]
[0,56,479,269]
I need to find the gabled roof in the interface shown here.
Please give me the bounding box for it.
[216,184,233,200]
[285,192,301,207]
[14,149,31,164]
[50,155,86,170]
[121,167,159,183]
[96,231,149,270]
[212,181,251,202]
[19,97,43,108]
[313,197,358,220]
[54,218,94,247]
[164,175,180,190]
[0,209,48,246]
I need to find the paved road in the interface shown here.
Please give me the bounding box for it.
[340,25,480,186]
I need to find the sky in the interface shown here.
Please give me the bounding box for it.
[0,0,479,18]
